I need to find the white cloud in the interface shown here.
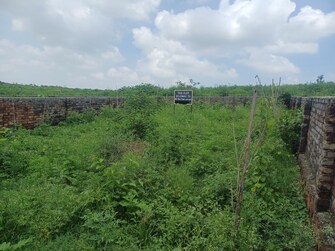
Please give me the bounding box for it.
[188,0,211,4]
[101,47,124,63]
[155,0,297,49]
[148,0,335,77]
[264,41,318,55]
[133,26,238,86]
[0,0,335,87]
[0,39,130,89]
[284,6,335,42]
[107,67,140,85]
[1,0,161,50]
[91,72,105,80]
[11,18,26,31]
[92,0,161,20]
[240,49,300,74]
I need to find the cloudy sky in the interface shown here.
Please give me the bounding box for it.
[0,0,334,89]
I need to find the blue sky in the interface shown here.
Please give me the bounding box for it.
[0,0,334,89]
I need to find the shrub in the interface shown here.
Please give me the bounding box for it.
[124,94,159,139]
[97,132,130,166]
[0,145,28,178]
[63,109,96,125]
[124,93,158,117]
[278,92,291,108]
[278,109,302,153]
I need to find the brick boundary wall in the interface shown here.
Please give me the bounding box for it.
[291,96,335,250]
[0,96,250,129]
[0,97,123,129]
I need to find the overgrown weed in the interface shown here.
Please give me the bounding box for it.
[0,102,314,250]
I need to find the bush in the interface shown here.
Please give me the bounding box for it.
[278,92,291,108]
[0,144,28,178]
[63,109,96,125]
[124,94,158,117]
[278,109,303,153]
[97,132,130,166]
[124,94,159,139]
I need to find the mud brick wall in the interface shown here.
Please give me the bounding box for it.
[290,97,335,215]
[0,97,123,129]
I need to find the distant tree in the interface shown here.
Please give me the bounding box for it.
[175,81,186,87]
[189,78,200,87]
[316,75,325,84]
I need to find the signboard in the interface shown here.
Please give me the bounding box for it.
[174,90,193,105]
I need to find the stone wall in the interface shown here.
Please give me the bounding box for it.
[0,97,122,129]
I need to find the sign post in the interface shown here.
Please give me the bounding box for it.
[174,90,193,113]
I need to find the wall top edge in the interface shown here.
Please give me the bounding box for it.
[292,96,335,99]
[0,96,122,99]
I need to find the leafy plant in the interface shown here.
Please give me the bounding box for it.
[0,238,32,251]
[278,92,291,108]
[123,94,159,139]
[278,109,303,153]
[62,109,96,125]
[97,132,130,166]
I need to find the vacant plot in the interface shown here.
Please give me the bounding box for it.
[0,97,314,250]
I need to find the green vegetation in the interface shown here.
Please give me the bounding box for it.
[1,80,335,97]
[0,96,314,250]
[278,109,303,153]
[0,81,117,97]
